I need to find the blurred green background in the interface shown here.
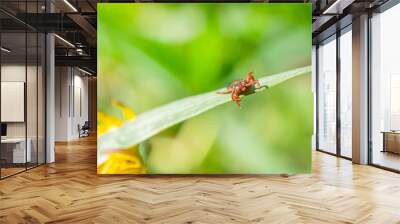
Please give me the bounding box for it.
[98,3,312,174]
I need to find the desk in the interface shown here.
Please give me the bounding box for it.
[1,138,32,163]
[382,131,400,154]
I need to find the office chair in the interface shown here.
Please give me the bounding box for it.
[79,121,90,138]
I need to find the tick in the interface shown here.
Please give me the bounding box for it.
[217,71,261,108]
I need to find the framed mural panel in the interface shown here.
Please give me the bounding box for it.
[97,3,312,174]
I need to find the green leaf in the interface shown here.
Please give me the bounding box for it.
[99,66,311,152]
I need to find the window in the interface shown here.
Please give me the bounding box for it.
[339,27,352,158]
[317,36,337,154]
[371,3,400,171]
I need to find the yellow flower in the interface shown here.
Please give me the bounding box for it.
[97,148,147,174]
[97,100,135,137]
[97,112,123,136]
[112,100,135,120]
[97,101,147,174]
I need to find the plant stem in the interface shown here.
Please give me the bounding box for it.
[99,65,311,152]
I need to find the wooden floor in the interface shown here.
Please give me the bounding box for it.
[1,167,26,178]
[373,150,400,171]
[1,136,400,224]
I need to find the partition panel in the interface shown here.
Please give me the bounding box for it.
[0,1,47,179]
[0,31,28,178]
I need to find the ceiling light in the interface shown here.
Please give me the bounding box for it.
[323,0,341,14]
[78,67,93,76]
[63,0,78,12]
[1,47,11,53]
[323,0,354,15]
[54,34,75,48]
[76,48,85,55]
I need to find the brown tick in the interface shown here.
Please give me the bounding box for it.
[217,71,261,108]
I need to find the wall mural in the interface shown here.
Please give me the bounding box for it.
[97,3,312,174]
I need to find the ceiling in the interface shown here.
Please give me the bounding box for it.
[0,0,97,73]
[312,0,390,43]
[0,0,393,73]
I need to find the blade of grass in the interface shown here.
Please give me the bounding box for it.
[99,65,311,152]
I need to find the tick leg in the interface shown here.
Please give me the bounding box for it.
[231,91,241,108]
[235,99,241,108]
[246,72,255,82]
[217,87,232,94]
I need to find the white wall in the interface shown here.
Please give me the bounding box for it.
[1,65,26,141]
[1,63,46,164]
[72,73,89,138]
[1,65,36,138]
[55,67,89,141]
[55,67,69,141]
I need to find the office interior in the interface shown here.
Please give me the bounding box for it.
[0,0,96,179]
[0,0,399,222]
[314,0,400,172]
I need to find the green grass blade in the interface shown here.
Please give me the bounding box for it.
[99,66,311,152]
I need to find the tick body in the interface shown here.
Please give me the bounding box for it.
[217,72,261,107]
